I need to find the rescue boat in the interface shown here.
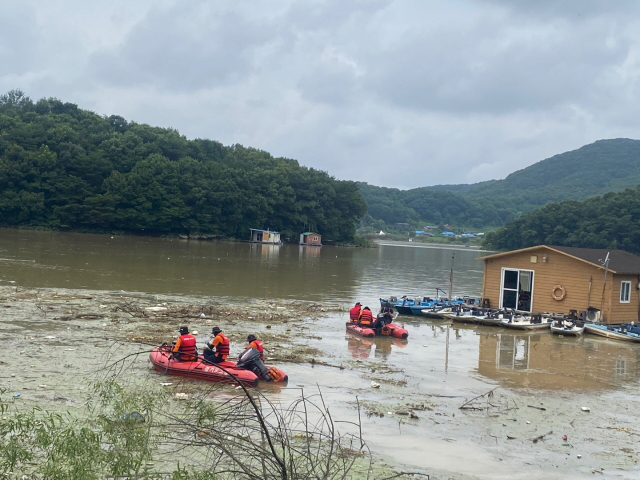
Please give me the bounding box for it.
[345,322,408,339]
[149,346,288,387]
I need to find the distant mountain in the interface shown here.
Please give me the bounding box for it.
[360,139,640,229]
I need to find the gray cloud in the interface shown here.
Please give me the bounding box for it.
[2,0,640,189]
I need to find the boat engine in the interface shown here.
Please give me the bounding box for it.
[237,347,271,380]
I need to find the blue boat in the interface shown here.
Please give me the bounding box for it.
[584,323,640,343]
[380,295,467,316]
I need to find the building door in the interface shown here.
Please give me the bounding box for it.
[500,269,534,312]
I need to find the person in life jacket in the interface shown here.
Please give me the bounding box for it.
[349,302,362,323]
[376,301,395,330]
[246,334,264,361]
[172,326,197,361]
[203,326,229,364]
[358,306,374,326]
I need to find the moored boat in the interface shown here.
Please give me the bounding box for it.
[380,295,466,316]
[500,313,553,330]
[441,306,491,325]
[550,318,585,336]
[584,323,640,342]
[149,346,288,386]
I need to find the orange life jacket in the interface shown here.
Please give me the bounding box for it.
[349,305,362,322]
[359,309,373,325]
[175,334,197,360]
[247,340,264,360]
[214,333,230,358]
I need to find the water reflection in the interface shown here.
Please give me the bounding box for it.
[345,332,408,360]
[298,246,321,259]
[477,332,640,389]
[249,243,280,262]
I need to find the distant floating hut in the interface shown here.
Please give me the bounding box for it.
[299,232,322,246]
[249,228,281,245]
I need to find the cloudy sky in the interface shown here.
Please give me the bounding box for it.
[1,0,639,189]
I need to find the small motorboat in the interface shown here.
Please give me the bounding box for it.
[380,295,466,316]
[441,306,491,325]
[584,323,640,342]
[345,321,408,339]
[149,345,288,387]
[500,313,553,330]
[550,318,585,336]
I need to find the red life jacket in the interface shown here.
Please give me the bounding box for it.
[177,334,197,359]
[359,309,373,325]
[349,305,362,322]
[215,333,230,358]
[248,340,264,360]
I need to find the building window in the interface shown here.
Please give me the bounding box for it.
[620,281,631,303]
[500,268,534,312]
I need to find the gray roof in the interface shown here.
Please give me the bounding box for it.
[479,245,640,275]
[549,246,640,275]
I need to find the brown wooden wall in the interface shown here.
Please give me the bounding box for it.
[480,247,640,322]
[609,273,640,322]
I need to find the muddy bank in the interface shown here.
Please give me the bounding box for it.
[1,285,640,479]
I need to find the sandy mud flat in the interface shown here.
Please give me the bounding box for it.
[1,285,639,479]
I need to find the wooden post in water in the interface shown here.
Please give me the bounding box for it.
[449,253,455,304]
[599,252,610,315]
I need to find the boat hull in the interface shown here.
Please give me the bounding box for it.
[550,325,585,336]
[149,347,288,386]
[445,314,483,325]
[584,324,640,342]
[500,321,551,330]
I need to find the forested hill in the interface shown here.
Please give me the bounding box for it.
[0,91,367,241]
[360,139,640,229]
[483,185,640,255]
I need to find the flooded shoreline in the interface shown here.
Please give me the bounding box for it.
[2,285,639,479]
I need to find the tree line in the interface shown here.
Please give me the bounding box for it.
[0,90,367,242]
[483,185,640,254]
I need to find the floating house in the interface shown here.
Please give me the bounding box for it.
[249,228,281,245]
[478,245,640,323]
[299,232,322,246]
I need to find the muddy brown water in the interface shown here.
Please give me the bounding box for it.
[1,229,639,479]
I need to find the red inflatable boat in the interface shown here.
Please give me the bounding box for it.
[345,322,408,339]
[149,346,288,387]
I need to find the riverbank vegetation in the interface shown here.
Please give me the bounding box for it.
[0,90,366,243]
[0,377,382,479]
[483,185,640,254]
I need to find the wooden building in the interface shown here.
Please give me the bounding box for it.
[299,232,322,246]
[478,245,640,323]
[249,228,281,245]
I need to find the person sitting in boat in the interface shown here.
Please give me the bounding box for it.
[172,326,197,361]
[358,306,374,326]
[349,302,362,323]
[246,334,264,361]
[380,302,394,324]
[203,326,229,364]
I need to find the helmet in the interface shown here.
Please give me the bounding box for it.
[212,326,222,335]
[179,326,189,335]
[247,334,257,343]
